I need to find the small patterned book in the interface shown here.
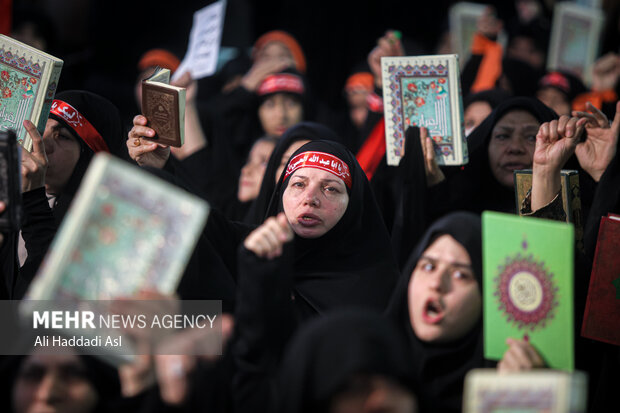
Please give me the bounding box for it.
[141,67,186,147]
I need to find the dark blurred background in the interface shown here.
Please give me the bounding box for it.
[4,0,620,124]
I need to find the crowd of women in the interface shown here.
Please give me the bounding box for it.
[1,2,620,412]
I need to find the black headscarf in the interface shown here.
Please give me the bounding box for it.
[13,91,128,299]
[463,88,511,112]
[275,309,415,413]
[48,90,127,224]
[0,352,122,413]
[266,139,399,316]
[500,57,545,98]
[583,149,620,262]
[386,211,484,413]
[440,96,558,215]
[243,121,341,225]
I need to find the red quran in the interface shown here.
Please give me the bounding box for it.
[581,213,620,346]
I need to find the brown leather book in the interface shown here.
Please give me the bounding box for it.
[141,68,185,147]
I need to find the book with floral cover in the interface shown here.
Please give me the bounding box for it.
[463,369,588,413]
[25,153,209,301]
[0,34,63,151]
[381,54,467,167]
[482,211,575,371]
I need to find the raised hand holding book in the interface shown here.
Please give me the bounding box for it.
[141,67,186,147]
[482,211,575,371]
[381,54,467,167]
[0,34,63,151]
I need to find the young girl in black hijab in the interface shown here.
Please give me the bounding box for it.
[387,212,543,413]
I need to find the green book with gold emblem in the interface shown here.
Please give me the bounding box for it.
[482,211,574,371]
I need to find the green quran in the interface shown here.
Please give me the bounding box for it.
[482,211,575,371]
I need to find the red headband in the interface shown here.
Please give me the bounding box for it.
[137,49,180,72]
[257,73,304,96]
[284,151,352,189]
[539,72,570,94]
[50,100,109,153]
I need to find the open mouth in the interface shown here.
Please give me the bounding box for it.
[502,163,529,171]
[298,214,321,226]
[422,298,444,324]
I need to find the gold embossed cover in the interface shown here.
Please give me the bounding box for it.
[141,68,185,147]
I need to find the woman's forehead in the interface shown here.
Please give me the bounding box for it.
[291,167,346,184]
[421,234,471,265]
[495,109,539,127]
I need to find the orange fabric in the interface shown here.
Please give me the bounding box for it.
[470,33,503,93]
[356,118,386,181]
[137,49,181,72]
[0,0,11,35]
[253,30,307,74]
[345,72,374,92]
[572,90,619,112]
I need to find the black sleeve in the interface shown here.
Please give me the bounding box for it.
[0,232,17,299]
[231,244,297,413]
[203,207,254,281]
[20,188,56,260]
[390,126,432,269]
[460,54,484,98]
[214,86,262,165]
[13,188,57,298]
